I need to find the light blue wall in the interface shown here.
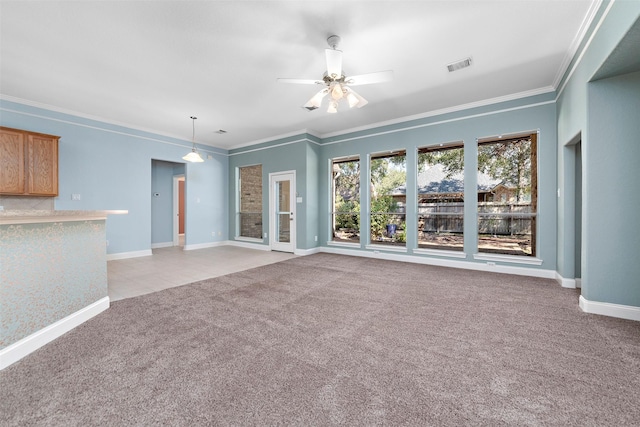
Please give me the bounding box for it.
[228,94,557,268]
[318,94,557,268]
[556,0,640,307]
[584,71,640,305]
[151,160,176,245]
[0,100,229,254]
[228,134,320,250]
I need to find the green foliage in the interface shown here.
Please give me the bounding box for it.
[478,139,531,201]
[395,223,407,243]
[334,194,360,230]
[418,146,464,177]
[419,139,532,202]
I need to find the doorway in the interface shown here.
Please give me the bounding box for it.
[151,160,185,249]
[574,140,582,287]
[173,175,185,247]
[269,171,296,253]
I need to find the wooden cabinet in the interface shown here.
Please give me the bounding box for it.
[0,127,59,196]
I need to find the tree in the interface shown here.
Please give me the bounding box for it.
[478,139,531,202]
[370,155,406,239]
[419,138,532,202]
[333,160,360,230]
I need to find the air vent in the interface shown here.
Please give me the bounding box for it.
[215,129,228,134]
[447,57,472,72]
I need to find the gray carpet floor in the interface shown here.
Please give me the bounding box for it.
[1,253,639,426]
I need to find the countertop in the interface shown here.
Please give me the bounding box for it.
[0,209,128,225]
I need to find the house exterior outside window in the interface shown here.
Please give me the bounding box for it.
[370,150,406,247]
[331,156,360,243]
[477,133,537,256]
[417,143,465,251]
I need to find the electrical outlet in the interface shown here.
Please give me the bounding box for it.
[264,232,267,238]
[314,235,317,242]
[71,193,81,201]
[218,231,222,236]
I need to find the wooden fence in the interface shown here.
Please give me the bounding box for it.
[419,202,534,236]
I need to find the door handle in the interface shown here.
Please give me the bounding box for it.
[289,212,294,221]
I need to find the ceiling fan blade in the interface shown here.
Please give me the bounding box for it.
[345,87,368,108]
[325,49,343,78]
[345,70,394,86]
[277,78,323,85]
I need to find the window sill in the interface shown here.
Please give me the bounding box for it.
[365,244,408,253]
[413,248,467,259]
[473,253,543,265]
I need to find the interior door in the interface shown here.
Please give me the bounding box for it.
[269,171,296,253]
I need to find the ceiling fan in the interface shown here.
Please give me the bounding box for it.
[277,35,393,113]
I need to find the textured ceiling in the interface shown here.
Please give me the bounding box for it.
[0,1,598,149]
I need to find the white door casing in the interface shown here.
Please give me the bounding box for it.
[269,171,296,253]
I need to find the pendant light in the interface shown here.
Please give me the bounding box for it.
[182,116,204,163]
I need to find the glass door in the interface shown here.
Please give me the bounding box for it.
[269,171,296,253]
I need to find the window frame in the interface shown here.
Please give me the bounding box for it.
[329,155,361,246]
[367,149,407,250]
[475,132,538,258]
[236,164,263,241]
[415,142,465,254]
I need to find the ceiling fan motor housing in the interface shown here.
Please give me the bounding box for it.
[327,35,341,49]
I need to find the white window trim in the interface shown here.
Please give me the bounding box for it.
[327,240,361,248]
[473,252,543,266]
[365,244,408,253]
[413,248,467,259]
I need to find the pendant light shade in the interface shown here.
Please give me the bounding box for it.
[183,116,204,163]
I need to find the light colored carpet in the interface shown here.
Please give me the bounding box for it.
[1,253,639,426]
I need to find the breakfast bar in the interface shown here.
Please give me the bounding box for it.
[0,209,127,369]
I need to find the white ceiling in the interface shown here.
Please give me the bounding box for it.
[0,0,598,150]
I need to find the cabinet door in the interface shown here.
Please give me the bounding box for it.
[0,129,26,194]
[27,134,58,196]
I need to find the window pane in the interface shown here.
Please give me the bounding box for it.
[238,165,262,239]
[477,134,537,256]
[370,151,406,246]
[417,144,464,251]
[332,157,360,243]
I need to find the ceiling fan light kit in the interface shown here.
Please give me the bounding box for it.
[278,35,393,113]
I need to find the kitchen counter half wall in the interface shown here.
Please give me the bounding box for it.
[0,210,127,369]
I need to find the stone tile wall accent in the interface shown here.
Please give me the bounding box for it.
[239,165,262,239]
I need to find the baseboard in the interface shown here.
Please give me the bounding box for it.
[320,246,556,279]
[0,297,110,370]
[183,241,230,251]
[555,272,577,288]
[107,249,152,261]
[294,247,321,256]
[151,241,173,249]
[579,295,640,322]
[226,240,271,251]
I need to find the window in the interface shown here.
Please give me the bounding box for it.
[370,150,406,246]
[238,164,262,239]
[331,156,360,243]
[417,143,464,251]
[477,133,537,256]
